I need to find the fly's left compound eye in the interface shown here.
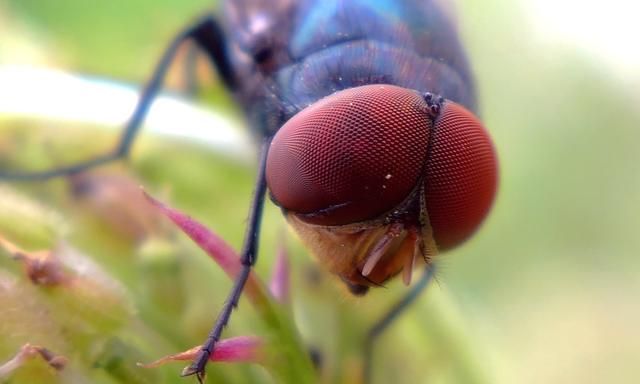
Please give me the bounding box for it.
[424,100,498,250]
[265,84,497,287]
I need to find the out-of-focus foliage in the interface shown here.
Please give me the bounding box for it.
[1,0,639,383]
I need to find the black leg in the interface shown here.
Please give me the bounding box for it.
[0,15,233,181]
[363,264,436,384]
[181,136,272,382]
[187,16,237,90]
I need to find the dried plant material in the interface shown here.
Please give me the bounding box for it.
[0,343,68,379]
[0,236,128,295]
[138,336,264,368]
[0,236,70,286]
[0,235,133,332]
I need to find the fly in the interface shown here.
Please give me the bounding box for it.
[0,1,498,382]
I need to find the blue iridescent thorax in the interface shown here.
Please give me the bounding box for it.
[223,0,475,134]
[291,0,406,58]
[285,0,474,108]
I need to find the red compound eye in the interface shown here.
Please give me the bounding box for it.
[425,102,498,250]
[266,85,432,225]
[266,84,498,251]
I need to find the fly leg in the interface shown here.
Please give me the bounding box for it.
[363,264,436,384]
[0,15,235,181]
[181,14,237,97]
[180,136,272,383]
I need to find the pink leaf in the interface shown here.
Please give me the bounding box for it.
[269,242,290,304]
[142,190,268,305]
[143,191,240,274]
[138,336,264,368]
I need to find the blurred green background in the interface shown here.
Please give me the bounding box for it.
[1,0,639,383]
